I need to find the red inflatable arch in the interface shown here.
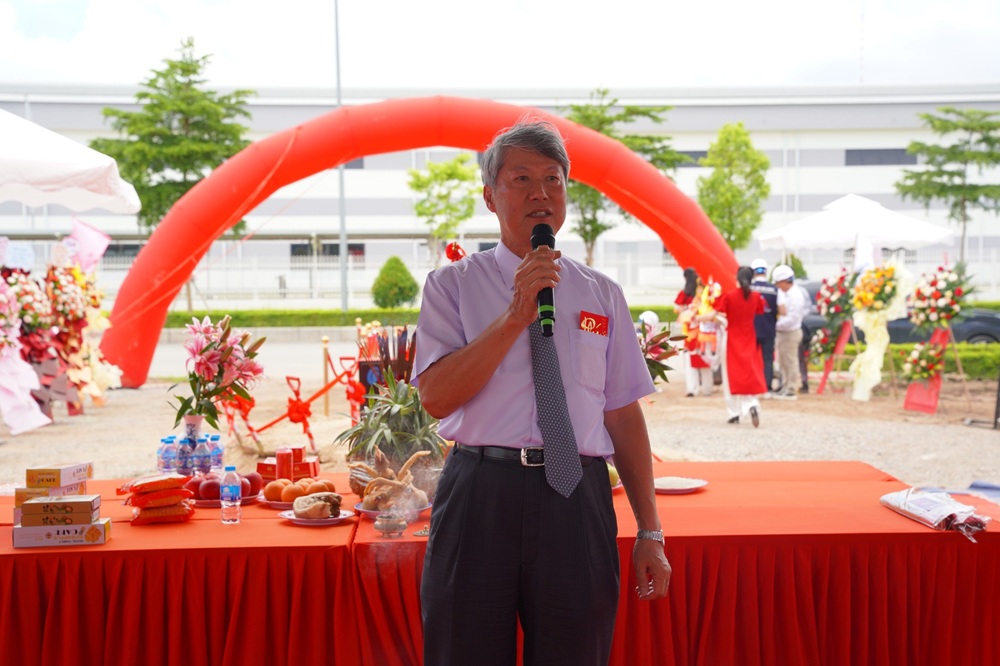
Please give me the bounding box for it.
[101,96,736,387]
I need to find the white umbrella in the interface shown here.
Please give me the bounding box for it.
[0,108,140,214]
[757,194,954,251]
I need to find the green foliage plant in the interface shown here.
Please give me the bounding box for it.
[895,107,1000,263]
[408,154,481,267]
[89,37,255,236]
[333,370,447,466]
[696,122,772,250]
[562,89,688,266]
[371,256,419,309]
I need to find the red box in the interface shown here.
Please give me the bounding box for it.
[290,445,305,463]
[257,456,320,481]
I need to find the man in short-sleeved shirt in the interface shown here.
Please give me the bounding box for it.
[415,120,671,666]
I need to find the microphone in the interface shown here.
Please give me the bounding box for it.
[530,223,556,337]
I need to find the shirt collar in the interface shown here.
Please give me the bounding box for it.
[494,241,521,291]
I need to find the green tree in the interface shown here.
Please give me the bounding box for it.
[895,107,1000,262]
[89,37,255,235]
[696,122,772,249]
[408,154,481,267]
[371,256,419,308]
[563,89,688,266]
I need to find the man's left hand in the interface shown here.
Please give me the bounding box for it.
[633,539,671,601]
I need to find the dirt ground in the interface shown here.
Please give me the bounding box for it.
[1,368,998,490]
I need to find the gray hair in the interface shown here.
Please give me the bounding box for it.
[481,118,570,188]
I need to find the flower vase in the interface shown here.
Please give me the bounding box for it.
[183,414,205,442]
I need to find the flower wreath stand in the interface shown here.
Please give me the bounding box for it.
[816,320,858,395]
[903,326,973,415]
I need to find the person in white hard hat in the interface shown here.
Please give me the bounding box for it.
[772,264,807,399]
[749,259,778,396]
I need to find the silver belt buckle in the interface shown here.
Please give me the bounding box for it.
[520,447,544,467]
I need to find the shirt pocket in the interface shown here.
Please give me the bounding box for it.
[571,329,609,393]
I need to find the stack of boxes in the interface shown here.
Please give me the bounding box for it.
[256,445,319,481]
[12,462,112,548]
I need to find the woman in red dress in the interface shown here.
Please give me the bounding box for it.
[706,266,766,426]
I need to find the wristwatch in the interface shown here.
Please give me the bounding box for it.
[636,530,664,544]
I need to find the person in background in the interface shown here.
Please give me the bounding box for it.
[701,266,766,425]
[773,264,807,400]
[749,258,778,397]
[675,268,713,397]
[414,119,670,665]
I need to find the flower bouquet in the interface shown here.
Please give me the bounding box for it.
[172,315,265,430]
[900,342,946,383]
[638,321,681,385]
[852,265,898,312]
[4,270,56,362]
[808,327,836,364]
[909,263,973,331]
[816,269,858,323]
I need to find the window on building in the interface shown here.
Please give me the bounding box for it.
[845,149,917,166]
[677,151,707,168]
[103,243,143,258]
[290,242,365,257]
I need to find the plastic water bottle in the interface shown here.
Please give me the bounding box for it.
[192,436,212,475]
[176,438,194,476]
[156,437,171,472]
[220,466,242,524]
[209,434,224,473]
[162,438,178,473]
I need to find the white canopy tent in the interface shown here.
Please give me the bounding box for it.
[0,108,140,214]
[756,194,954,252]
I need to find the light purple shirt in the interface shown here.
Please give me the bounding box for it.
[414,242,654,457]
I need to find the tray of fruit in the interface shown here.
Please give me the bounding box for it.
[261,477,339,509]
[185,471,265,507]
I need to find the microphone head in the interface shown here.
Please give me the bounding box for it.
[530,224,555,250]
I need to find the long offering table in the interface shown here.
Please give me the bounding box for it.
[2,461,998,665]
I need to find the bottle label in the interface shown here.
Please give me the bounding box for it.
[220,485,241,502]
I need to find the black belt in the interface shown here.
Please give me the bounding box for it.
[455,443,597,467]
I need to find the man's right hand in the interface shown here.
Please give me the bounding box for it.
[508,246,562,327]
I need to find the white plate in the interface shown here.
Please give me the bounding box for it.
[258,497,294,510]
[193,493,262,508]
[278,509,354,526]
[354,502,431,521]
[653,477,708,495]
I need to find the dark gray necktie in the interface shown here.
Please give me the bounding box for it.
[528,320,583,497]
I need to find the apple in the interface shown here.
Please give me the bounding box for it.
[244,472,264,497]
[607,464,620,487]
[240,477,252,498]
[184,477,204,498]
[200,478,221,500]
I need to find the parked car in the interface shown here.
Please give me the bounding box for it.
[799,279,1000,346]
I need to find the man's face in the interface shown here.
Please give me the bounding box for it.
[776,279,793,292]
[483,147,567,257]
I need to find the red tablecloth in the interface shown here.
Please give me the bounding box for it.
[348,461,1000,666]
[0,475,363,666]
[3,463,998,666]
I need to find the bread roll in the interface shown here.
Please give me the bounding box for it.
[292,492,343,519]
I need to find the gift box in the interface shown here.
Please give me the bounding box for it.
[20,508,102,527]
[25,462,94,488]
[256,456,320,481]
[14,481,88,507]
[20,494,101,515]
[12,518,112,548]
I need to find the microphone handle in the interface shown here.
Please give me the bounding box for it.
[537,286,554,337]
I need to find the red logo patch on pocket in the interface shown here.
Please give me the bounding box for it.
[579,311,609,336]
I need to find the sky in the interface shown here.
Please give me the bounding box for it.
[1,0,999,91]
